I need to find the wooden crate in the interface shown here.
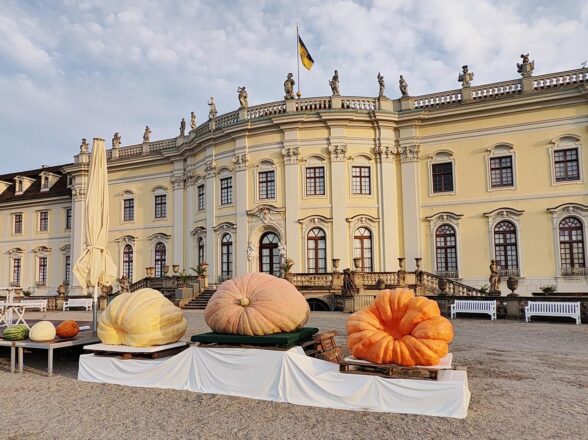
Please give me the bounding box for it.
[303,331,343,363]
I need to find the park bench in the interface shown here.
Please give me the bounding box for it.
[63,298,93,311]
[21,299,48,312]
[450,300,497,320]
[525,301,581,325]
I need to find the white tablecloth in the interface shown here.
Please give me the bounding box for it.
[78,346,470,418]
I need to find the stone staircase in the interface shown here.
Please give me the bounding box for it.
[182,288,216,310]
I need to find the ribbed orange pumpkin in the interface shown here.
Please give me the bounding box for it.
[56,320,80,339]
[347,288,453,367]
[205,273,310,336]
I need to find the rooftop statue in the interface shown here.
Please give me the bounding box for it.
[517,53,535,77]
[80,138,89,153]
[458,65,474,87]
[238,86,248,108]
[143,125,151,142]
[179,118,186,136]
[329,69,340,96]
[190,111,197,130]
[377,72,385,97]
[399,74,409,97]
[284,73,296,100]
[112,132,121,148]
[208,97,218,119]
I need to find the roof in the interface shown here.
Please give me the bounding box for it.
[0,164,72,203]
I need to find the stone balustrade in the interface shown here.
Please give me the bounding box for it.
[533,69,587,89]
[471,80,521,100]
[413,89,462,109]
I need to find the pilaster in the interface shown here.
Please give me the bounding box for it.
[233,142,249,276]
[204,160,217,280]
[328,139,348,269]
[374,144,399,271]
[282,135,301,267]
[398,143,422,270]
[185,170,196,270]
[171,165,186,268]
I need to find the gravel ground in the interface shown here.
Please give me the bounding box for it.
[0,310,586,440]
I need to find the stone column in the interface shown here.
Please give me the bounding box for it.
[233,148,249,276]
[282,138,301,267]
[375,144,399,271]
[328,140,348,269]
[399,143,422,271]
[171,171,186,269]
[204,161,217,281]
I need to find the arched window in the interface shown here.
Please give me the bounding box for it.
[154,242,166,278]
[559,217,585,271]
[198,237,205,266]
[221,234,233,278]
[494,221,518,275]
[353,227,373,272]
[307,228,326,273]
[435,225,458,277]
[259,232,280,276]
[123,244,134,283]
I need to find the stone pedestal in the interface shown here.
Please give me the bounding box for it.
[461,86,472,102]
[175,287,194,300]
[399,96,414,111]
[506,300,522,320]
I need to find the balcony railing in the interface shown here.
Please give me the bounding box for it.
[560,266,588,276]
[498,268,520,278]
[435,270,459,279]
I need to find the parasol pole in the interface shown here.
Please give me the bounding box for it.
[93,284,99,333]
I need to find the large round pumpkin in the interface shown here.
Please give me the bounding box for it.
[29,321,56,342]
[204,273,310,336]
[347,288,453,367]
[98,289,187,347]
[56,320,80,339]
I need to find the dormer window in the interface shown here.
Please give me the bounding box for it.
[39,171,60,192]
[43,176,49,189]
[17,181,22,192]
[14,176,35,195]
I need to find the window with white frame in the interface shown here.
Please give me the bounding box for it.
[39,211,49,232]
[306,166,325,195]
[435,224,458,277]
[554,148,580,182]
[221,234,233,278]
[154,194,167,219]
[353,227,373,272]
[65,208,72,230]
[559,217,585,273]
[64,255,71,285]
[38,256,48,285]
[489,156,514,187]
[494,221,519,275]
[220,177,232,205]
[123,198,135,222]
[351,166,371,195]
[197,184,205,211]
[307,228,327,273]
[154,242,166,278]
[198,237,205,265]
[258,170,276,199]
[432,163,454,193]
[13,213,23,234]
[12,256,21,286]
[123,244,134,282]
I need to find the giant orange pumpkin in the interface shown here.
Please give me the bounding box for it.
[347,288,453,367]
[205,273,310,336]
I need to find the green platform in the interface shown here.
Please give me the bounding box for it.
[191,327,319,348]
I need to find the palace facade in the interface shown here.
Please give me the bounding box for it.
[1,64,587,296]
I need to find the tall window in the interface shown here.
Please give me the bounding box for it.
[198,237,205,265]
[14,213,22,234]
[197,184,205,211]
[435,225,458,276]
[306,167,325,195]
[221,234,233,278]
[39,211,49,232]
[554,148,580,182]
[154,242,166,278]
[123,198,135,221]
[351,166,371,195]
[64,255,71,285]
[559,217,585,271]
[38,256,48,285]
[258,171,276,199]
[259,232,280,276]
[353,227,373,272]
[154,194,166,219]
[65,208,72,230]
[307,228,327,273]
[494,221,518,273]
[220,177,232,205]
[12,257,21,286]
[432,163,454,193]
[490,156,514,187]
[123,245,134,282]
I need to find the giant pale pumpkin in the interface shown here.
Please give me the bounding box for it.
[29,321,56,342]
[205,273,310,336]
[98,289,187,347]
[347,288,453,367]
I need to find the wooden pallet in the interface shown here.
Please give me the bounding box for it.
[91,344,190,360]
[339,359,446,380]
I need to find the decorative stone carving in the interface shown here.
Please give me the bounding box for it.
[374,144,394,162]
[284,73,296,100]
[377,72,385,98]
[213,222,237,235]
[281,146,300,164]
[458,65,474,87]
[179,118,186,136]
[399,144,421,163]
[517,53,535,77]
[232,153,249,171]
[259,207,272,224]
[72,187,87,201]
[329,70,340,96]
[171,174,186,190]
[277,242,287,258]
[80,138,89,153]
[143,126,152,143]
[190,111,197,131]
[208,97,218,119]
[346,214,379,232]
[204,161,217,178]
[246,242,256,261]
[425,211,463,232]
[399,74,409,97]
[112,132,121,149]
[328,144,347,162]
[238,86,248,108]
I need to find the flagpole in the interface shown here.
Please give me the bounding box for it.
[296,24,301,97]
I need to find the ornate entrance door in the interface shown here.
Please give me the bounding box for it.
[259,232,281,276]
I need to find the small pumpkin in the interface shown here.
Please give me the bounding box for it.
[56,320,80,339]
[205,273,310,336]
[29,321,56,342]
[347,288,453,367]
[98,288,187,347]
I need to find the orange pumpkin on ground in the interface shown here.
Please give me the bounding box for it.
[56,320,80,339]
[347,288,453,367]
[205,273,310,336]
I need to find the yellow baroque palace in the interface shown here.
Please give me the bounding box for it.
[1,64,587,297]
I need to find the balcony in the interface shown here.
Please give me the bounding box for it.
[560,267,588,277]
[435,270,459,279]
[498,268,520,278]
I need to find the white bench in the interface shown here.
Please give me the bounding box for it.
[525,301,581,325]
[63,298,93,311]
[450,300,497,320]
[21,299,48,312]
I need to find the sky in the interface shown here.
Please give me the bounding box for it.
[0,0,586,174]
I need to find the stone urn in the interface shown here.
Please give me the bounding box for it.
[332,258,341,273]
[353,257,362,271]
[437,277,448,296]
[376,278,386,290]
[163,265,170,277]
[57,284,67,296]
[146,266,155,278]
[507,276,519,297]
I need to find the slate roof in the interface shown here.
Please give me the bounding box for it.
[0,164,72,203]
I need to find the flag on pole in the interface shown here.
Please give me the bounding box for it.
[298,35,314,70]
